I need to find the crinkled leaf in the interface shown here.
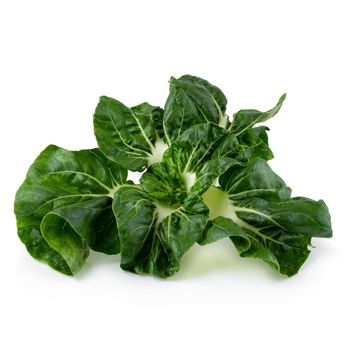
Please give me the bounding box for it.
[94,97,167,171]
[200,159,332,276]
[219,158,291,200]
[229,94,286,135]
[113,185,208,278]
[200,216,312,277]
[140,162,187,207]
[238,126,274,161]
[163,75,227,142]
[140,123,245,205]
[177,75,228,115]
[14,145,127,275]
[164,123,245,194]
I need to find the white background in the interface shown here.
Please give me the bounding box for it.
[1,1,349,349]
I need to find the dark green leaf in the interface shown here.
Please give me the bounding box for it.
[200,159,332,276]
[14,145,127,275]
[238,126,274,161]
[219,158,291,200]
[113,185,209,278]
[94,97,167,171]
[163,75,228,142]
[140,161,187,206]
[140,123,246,206]
[164,123,244,194]
[229,94,286,135]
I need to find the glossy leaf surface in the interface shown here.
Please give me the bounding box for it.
[238,126,274,161]
[113,185,208,278]
[140,123,246,207]
[163,75,227,142]
[228,94,286,135]
[14,145,127,275]
[200,159,332,276]
[94,97,166,171]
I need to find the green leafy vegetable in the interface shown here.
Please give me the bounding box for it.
[15,74,332,278]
